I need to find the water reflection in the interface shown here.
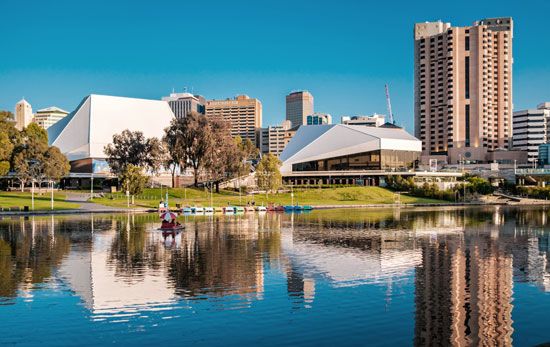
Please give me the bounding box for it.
[0,207,549,345]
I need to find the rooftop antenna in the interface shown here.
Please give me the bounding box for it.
[183,86,188,93]
[385,84,395,124]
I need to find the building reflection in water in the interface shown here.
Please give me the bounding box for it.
[0,206,549,341]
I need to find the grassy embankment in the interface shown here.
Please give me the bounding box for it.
[92,186,445,209]
[0,191,80,211]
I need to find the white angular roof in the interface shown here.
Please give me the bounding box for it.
[48,94,175,161]
[279,124,421,172]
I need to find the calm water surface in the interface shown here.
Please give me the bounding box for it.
[0,207,549,346]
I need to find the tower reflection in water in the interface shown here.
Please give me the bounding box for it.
[0,206,548,344]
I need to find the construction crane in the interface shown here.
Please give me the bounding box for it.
[385,84,395,124]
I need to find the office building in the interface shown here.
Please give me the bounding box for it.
[513,102,550,164]
[161,92,205,119]
[205,95,262,146]
[306,113,332,125]
[48,94,175,175]
[286,91,314,127]
[414,18,513,164]
[15,98,33,130]
[34,106,69,130]
[259,120,292,156]
[538,144,550,167]
[341,114,386,127]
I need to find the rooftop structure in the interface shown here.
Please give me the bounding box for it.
[34,106,69,130]
[341,114,386,127]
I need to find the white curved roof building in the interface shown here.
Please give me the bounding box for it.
[279,124,422,174]
[48,94,175,172]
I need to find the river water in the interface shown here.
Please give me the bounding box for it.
[0,207,549,346]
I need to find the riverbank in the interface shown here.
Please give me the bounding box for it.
[92,186,446,209]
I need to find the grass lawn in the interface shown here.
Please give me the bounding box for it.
[0,191,80,211]
[92,186,446,209]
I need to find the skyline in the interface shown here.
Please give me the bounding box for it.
[2,0,550,131]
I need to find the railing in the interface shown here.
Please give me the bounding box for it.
[515,169,550,175]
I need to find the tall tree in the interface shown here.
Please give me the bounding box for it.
[0,111,17,176]
[256,154,282,194]
[204,117,236,192]
[163,118,187,187]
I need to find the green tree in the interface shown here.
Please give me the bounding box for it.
[256,154,282,194]
[43,146,70,182]
[104,130,164,175]
[120,164,148,204]
[12,123,49,191]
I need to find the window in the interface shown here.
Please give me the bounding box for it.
[465,36,470,51]
[465,57,470,99]
[465,104,470,147]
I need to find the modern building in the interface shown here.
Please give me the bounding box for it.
[205,95,262,146]
[161,92,205,119]
[33,106,69,130]
[286,91,314,127]
[279,124,424,185]
[48,94,175,176]
[14,98,33,130]
[259,120,292,156]
[538,144,550,167]
[341,114,386,127]
[306,113,332,125]
[513,102,550,164]
[414,18,513,164]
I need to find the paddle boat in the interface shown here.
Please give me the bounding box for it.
[283,205,295,212]
[192,206,204,214]
[303,205,313,211]
[235,206,245,213]
[215,206,224,213]
[182,207,192,214]
[245,206,255,212]
[223,206,235,214]
[158,211,185,231]
[256,205,267,212]
[204,207,214,213]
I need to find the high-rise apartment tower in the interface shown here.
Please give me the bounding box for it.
[414,18,513,163]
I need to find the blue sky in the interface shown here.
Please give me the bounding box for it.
[1,0,549,132]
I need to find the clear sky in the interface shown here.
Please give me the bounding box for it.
[1,0,549,132]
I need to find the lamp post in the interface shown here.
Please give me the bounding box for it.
[90,173,94,200]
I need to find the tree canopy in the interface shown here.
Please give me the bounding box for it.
[104,129,164,175]
[255,154,282,193]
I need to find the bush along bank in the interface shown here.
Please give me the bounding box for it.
[385,175,495,202]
